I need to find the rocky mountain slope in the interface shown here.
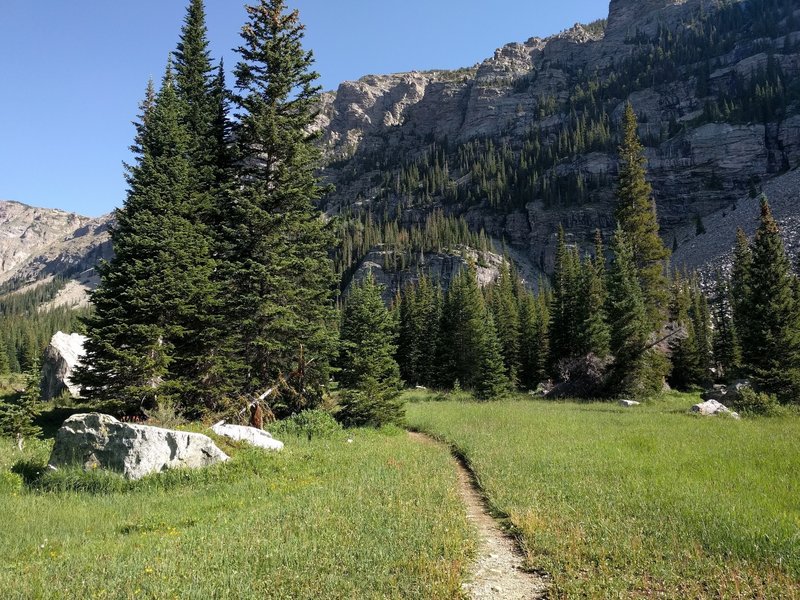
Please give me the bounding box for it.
[316,0,800,271]
[0,200,112,295]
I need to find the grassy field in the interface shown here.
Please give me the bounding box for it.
[407,392,800,598]
[0,419,473,599]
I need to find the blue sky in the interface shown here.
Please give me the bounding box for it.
[0,1,607,217]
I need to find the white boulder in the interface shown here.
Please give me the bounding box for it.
[211,421,284,451]
[48,413,229,480]
[691,399,740,419]
[40,331,87,400]
[619,399,640,407]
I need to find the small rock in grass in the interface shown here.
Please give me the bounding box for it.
[211,421,284,451]
[619,399,640,407]
[690,399,740,419]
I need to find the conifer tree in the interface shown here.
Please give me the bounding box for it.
[740,199,800,401]
[0,358,42,450]
[76,67,220,411]
[669,274,702,389]
[730,227,753,358]
[712,274,740,378]
[577,232,610,358]
[518,290,542,390]
[218,0,338,402]
[606,226,661,397]
[438,266,489,390]
[615,103,670,328]
[475,312,510,400]
[549,227,581,368]
[490,263,522,385]
[173,0,221,201]
[336,273,402,426]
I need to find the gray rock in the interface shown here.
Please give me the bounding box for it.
[211,421,284,451]
[690,399,740,419]
[40,331,87,401]
[48,413,229,480]
[619,399,640,407]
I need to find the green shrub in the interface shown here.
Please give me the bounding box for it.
[336,379,405,428]
[268,409,342,440]
[733,387,785,416]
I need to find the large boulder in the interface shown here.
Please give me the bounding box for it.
[48,413,229,480]
[40,331,87,400]
[211,421,284,451]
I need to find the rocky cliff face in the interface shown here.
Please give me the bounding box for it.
[316,0,800,271]
[0,200,112,293]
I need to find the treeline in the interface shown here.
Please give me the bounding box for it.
[0,278,88,374]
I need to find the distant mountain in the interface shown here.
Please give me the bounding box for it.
[0,200,112,297]
[315,0,800,274]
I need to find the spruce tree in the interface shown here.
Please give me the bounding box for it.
[730,227,753,360]
[438,266,489,390]
[336,274,402,427]
[218,0,338,403]
[549,227,581,369]
[518,289,541,390]
[0,358,42,450]
[668,274,701,389]
[741,199,800,401]
[490,263,521,386]
[615,103,670,328]
[577,232,610,358]
[76,67,221,412]
[712,274,740,379]
[606,226,661,398]
[475,312,510,400]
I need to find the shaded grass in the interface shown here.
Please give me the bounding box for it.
[0,426,473,599]
[407,392,800,598]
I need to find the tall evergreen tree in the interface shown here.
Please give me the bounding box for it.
[730,227,753,360]
[76,67,220,412]
[218,0,338,404]
[577,233,610,358]
[712,274,740,378]
[606,226,662,398]
[549,227,581,369]
[474,312,510,400]
[490,263,522,385]
[615,103,670,328]
[740,199,800,401]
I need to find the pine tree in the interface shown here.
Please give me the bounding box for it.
[730,227,753,359]
[549,227,581,369]
[606,226,662,398]
[490,263,521,386]
[0,358,42,450]
[218,0,338,404]
[577,231,610,358]
[76,67,221,412]
[740,199,800,402]
[668,274,702,389]
[173,0,221,202]
[712,274,740,378]
[615,103,670,329]
[518,289,541,389]
[438,266,489,390]
[336,273,402,427]
[474,312,510,400]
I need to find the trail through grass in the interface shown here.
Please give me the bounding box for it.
[407,393,800,598]
[0,425,472,599]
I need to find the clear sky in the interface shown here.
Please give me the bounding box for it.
[0,1,608,217]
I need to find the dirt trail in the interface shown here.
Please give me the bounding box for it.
[408,431,549,599]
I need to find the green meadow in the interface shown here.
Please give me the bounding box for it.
[0,421,472,599]
[407,392,800,598]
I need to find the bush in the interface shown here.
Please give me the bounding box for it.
[336,378,405,428]
[732,387,785,416]
[268,409,342,440]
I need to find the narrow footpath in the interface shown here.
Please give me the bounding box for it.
[408,432,549,599]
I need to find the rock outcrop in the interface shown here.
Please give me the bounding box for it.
[40,331,87,401]
[48,413,229,480]
[211,422,284,451]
